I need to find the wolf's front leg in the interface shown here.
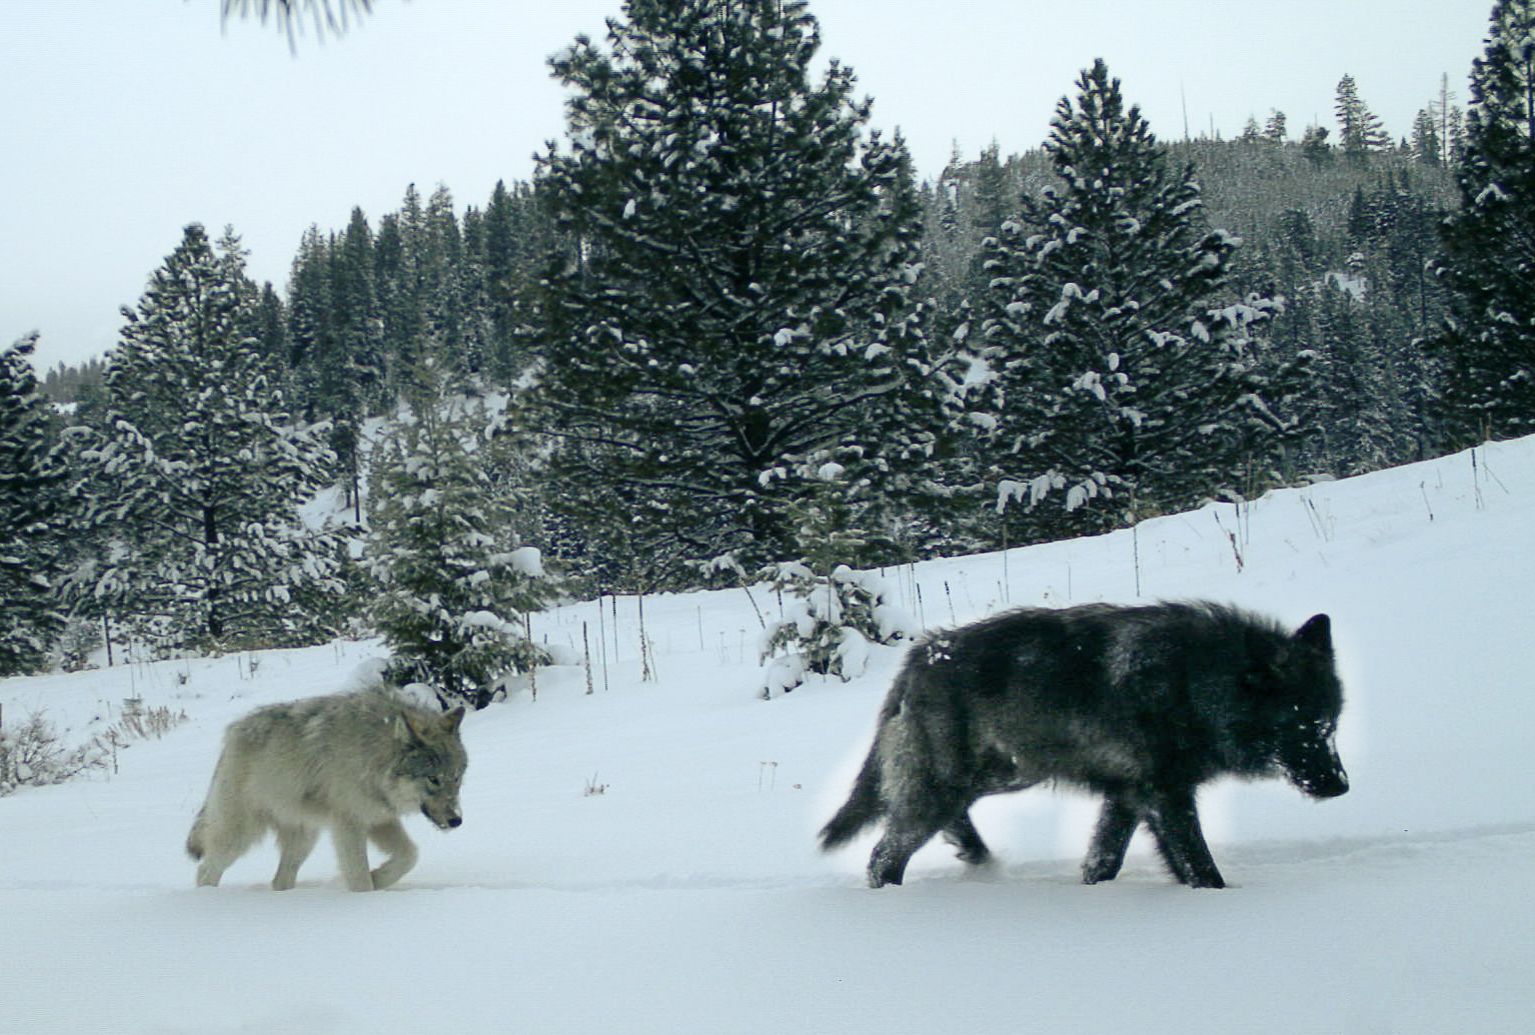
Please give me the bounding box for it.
[367,819,419,890]
[272,824,320,891]
[1143,786,1225,888]
[330,821,376,891]
[1081,793,1140,884]
[940,811,992,866]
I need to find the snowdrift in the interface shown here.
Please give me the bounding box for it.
[3,438,1534,1034]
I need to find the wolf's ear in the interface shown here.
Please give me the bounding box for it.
[442,707,465,734]
[1294,613,1332,653]
[397,711,432,743]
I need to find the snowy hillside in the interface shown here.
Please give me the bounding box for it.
[3,437,1534,1034]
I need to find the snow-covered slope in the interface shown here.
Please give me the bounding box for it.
[3,438,1533,1034]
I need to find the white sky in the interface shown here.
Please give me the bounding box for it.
[1,0,1491,372]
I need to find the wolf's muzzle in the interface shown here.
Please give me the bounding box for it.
[423,805,463,830]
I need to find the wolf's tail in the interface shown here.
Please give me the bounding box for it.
[819,748,884,851]
[186,805,207,860]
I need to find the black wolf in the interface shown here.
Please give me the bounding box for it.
[820,602,1348,888]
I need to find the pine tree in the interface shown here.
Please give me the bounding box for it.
[970,141,1011,239]
[1301,123,1333,166]
[1411,108,1443,166]
[365,360,552,708]
[525,0,936,580]
[979,60,1303,539]
[1336,74,1389,163]
[420,184,474,371]
[376,186,428,399]
[286,225,334,412]
[76,224,345,652]
[478,180,535,382]
[755,463,919,693]
[0,334,68,674]
[1429,0,1535,444]
[331,207,386,410]
[1264,109,1288,143]
[314,207,387,519]
[224,0,373,45]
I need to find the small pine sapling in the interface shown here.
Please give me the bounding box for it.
[365,363,555,709]
[756,463,918,694]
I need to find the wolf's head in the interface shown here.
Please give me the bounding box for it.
[1265,613,1349,799]
[394,706,469,830]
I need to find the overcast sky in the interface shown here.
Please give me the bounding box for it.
[2,0,1491,372]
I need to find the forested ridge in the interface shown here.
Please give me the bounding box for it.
[5,0,1530,703]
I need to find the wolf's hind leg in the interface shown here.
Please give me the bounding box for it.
[331,820,376,891]
[1143,787,1224,889]
[367,819,419,890]
[190,802,263,888]
[1081,793,1140,884]
[195,849,239,888]
[868,824,935,887]
[868,793,955,887]
[272,824,319,891]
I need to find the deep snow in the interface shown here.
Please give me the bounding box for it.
[3,438,1534,1034]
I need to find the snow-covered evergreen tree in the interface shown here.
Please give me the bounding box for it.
[1429,0,1535,444]
[979,60,1305,539]
[75,224,345,653]
[365,360,553,709]
[525,0,945,581]
[0,333,68,674]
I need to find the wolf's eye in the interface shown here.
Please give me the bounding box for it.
[425,776,443,791]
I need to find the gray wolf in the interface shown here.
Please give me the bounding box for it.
[820,602,1348,888]
[187,687,467,891]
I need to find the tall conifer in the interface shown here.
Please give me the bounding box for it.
[78,224,343,652]
[1429,0,1535,443]
[525,0,937,580]
[980,60,1302,538]
[0,334,67,673]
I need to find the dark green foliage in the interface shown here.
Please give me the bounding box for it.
[74,224,345,653]
[523,0,942,581]
[1301,124,1333,167]
[1412,108,1443,166]
[476,179,556,384]
[1429,0,1535,445]
[756,463,916,689]
[223,0,373,46]
[1335,74,1390,163]
[28,41,1492,613]
[979,60,1304,539]
[0,334,68,674]
[365,362,552,708]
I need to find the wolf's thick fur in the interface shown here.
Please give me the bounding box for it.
[187,688,467,891]
[821,602,1348,889]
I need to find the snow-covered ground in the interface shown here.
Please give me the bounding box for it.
[4,438,1534,1034]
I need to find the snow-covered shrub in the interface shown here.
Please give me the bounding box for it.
[0,712,106,796]
[53,616,103,673]
[758,563,917,694]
